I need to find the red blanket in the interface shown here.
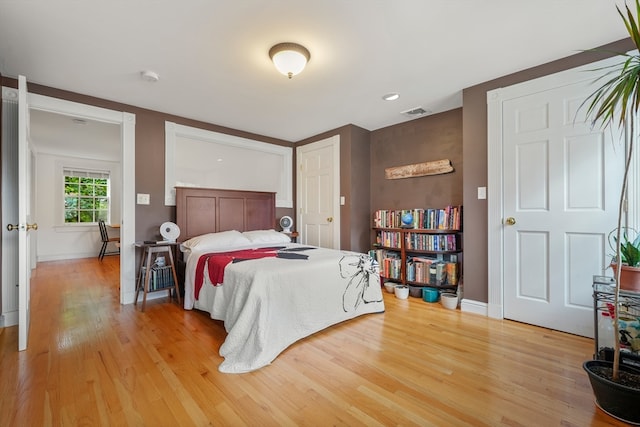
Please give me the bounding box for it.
[193,248,279,300]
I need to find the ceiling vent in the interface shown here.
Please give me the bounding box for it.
[401,106,431,117]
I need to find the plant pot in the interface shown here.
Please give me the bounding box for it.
[583,359,640,425]
[383,281,396,293]
[394,285,409,300]
[610,263,640,292]
[440,292,458,310]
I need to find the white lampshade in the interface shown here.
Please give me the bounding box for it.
[269,43,310,79]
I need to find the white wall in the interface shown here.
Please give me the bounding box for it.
[35,152,121,261]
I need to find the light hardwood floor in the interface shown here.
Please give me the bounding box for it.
[0,257,626,426]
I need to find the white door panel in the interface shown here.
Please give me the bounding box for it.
[1,88,19,327]
[18,75,33,351]
[297,136,340,249]
[502,79,623,337]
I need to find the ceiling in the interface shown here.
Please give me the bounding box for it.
[29,109,121,161]
[0,1,631,144]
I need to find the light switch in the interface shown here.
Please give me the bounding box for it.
[340,196,345,205]
[137,193,150,205]
[477,187,487,200]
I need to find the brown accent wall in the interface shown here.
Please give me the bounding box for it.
[348,126,372,252]
[461,38,634,303]
[370,109,463,212]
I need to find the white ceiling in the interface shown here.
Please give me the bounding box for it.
[0,1,631,144]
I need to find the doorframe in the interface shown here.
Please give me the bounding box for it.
[27,94,137,304]
[486,55,637,320]
[296,135,341,249]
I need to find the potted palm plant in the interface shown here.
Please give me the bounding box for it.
[582,0,640,423]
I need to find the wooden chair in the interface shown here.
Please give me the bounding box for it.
[98,219,120,261]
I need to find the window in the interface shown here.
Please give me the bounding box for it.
[63,168,110,224]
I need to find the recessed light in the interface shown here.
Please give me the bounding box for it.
[382,93,400,101]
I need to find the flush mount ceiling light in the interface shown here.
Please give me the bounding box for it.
[382,93,400,101]
[269,42,310,79]
[140,70,160,83]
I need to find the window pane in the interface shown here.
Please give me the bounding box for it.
[65,197,78,209]
[65,183,79,195]
[95,178,107,186]
[95,185,107,197]
[79,198,94,209]
[65,210,78,222]
[96,198,109,210]
[79,184,93,196]
[96,211,108,222]
[79,211,94,223]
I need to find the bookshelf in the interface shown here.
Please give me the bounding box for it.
[371,206,462,291]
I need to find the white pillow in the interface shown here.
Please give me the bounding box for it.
[180,230,251,252]
[242,229,291,244]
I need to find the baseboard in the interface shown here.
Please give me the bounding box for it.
[460,298,488,316]
[38,253,98,262]
[0,310,18,327]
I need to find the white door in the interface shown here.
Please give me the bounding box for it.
[297,135,340,249]
[500,78,624,337]
[18,75,35,351]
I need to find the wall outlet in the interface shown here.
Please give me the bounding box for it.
[137,193,150,205]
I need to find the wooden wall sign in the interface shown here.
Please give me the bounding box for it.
[385,159,454,180]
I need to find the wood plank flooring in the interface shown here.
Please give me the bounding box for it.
[0,257,626,426]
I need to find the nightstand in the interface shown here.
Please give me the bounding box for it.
[134,241,181,311]
[283,231,299,242]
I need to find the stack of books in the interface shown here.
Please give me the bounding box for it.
[139,265,174,291]
[373,206,462,230]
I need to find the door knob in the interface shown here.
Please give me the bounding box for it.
[505,217,516,225]
[327,217,333,223]
[6,223,38,231]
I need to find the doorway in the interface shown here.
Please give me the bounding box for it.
[30,109,122,261]
[27,93,136,305]
[296,135,340,249]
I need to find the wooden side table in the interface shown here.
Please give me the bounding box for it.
[283,231,299,242]
[134,241,181,311]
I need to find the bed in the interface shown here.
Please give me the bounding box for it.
[175,187,385,373]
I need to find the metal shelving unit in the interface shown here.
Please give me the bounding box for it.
[592,275,640,367]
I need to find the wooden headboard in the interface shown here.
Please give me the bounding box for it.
[175,187,276,241]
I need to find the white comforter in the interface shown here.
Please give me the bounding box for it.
[183,243,385,373]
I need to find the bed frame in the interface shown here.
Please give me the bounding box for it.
[174,187,276,241]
